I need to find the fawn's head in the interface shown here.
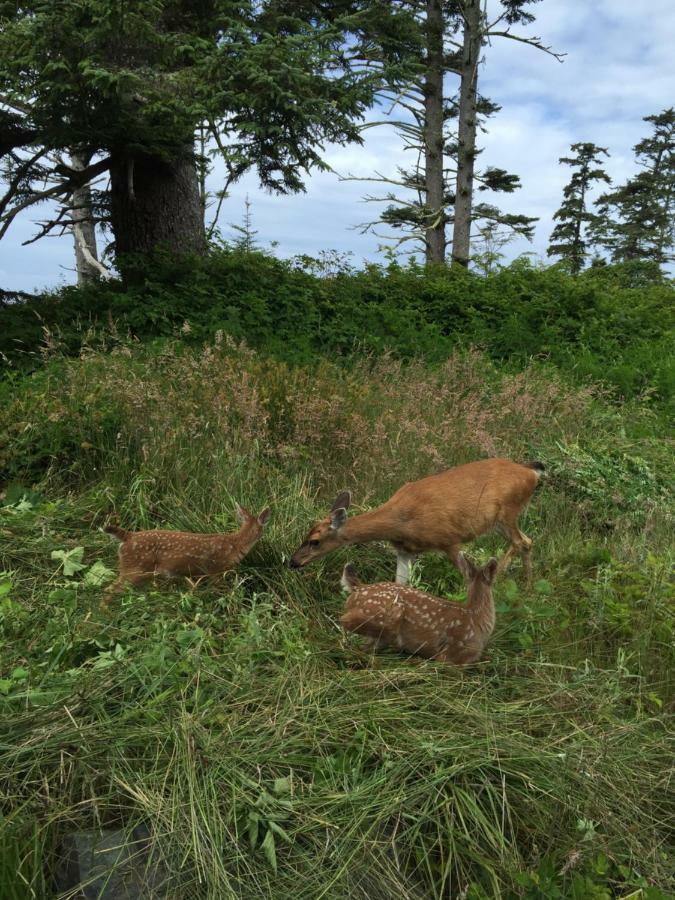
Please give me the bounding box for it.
[457,554,498,597]
[289,491,351,569]
[235,504,272,544]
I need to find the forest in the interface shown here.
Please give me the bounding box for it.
[0,2,673,898]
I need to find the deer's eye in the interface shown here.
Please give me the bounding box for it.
[309,539,320,548]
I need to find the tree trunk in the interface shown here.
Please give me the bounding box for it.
[109,149,206,274]
[451,0,481,268]
[571,174,586,276]
[423,0,445,265]
[69,151,100,285]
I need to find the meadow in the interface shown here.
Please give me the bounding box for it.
[0,326,673,897]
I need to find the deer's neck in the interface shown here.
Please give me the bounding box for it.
[342,508,397,544]
[229,525,258,560]
[466,584,495,634]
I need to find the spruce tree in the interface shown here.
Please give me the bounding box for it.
[592,108,675,266]
[547,142,610,274]
[0,2,378,272]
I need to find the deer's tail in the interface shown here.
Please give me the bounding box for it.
[103,525,130,542]
[525,461,546,478]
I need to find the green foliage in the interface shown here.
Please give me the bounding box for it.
[1,249,673,414]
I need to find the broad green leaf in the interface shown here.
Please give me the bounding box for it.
[83,561,115,587]
[51,547,86,577]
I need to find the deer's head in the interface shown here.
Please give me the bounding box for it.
[235,504,272,547]
[289,491,351,569]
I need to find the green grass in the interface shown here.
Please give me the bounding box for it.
[0,341,673,898]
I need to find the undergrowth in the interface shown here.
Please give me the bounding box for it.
[2,250,673,412]
[0,340,672,898]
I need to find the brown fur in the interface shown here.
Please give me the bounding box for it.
[290,458,543,579]
[340,556,498,665]
[102,505,270,603]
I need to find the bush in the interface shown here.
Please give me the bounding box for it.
[1,249,673,410]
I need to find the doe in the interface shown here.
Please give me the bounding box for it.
[103,504,271,601]
[290,458,544,584]
[340,555,498,665]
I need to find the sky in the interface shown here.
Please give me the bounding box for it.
[2,0,674,292]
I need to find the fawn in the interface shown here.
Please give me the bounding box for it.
[290,458,543,584]
[340,555,498,665]
[102,505,271,601]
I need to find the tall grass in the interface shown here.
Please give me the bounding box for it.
[0,340,673,898]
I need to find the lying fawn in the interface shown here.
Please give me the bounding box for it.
[340,555,498,665]
[290,458,543,584]
[103,505,271,601]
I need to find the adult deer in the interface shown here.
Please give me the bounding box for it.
[103,504,271,601]
[289,458,543,583]
[340,555,498,665]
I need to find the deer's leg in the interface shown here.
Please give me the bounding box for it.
[446,545,465,572]
[101,570,151,607]
[497,514,533,579]
[395,551,417,585]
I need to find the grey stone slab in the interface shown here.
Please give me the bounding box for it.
[53,826,169,899]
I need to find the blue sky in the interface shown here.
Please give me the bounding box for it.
[2,0,674,292]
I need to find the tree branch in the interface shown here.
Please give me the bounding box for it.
[485,31,565,62]
[0,156,111,241]
[72,221,112,279]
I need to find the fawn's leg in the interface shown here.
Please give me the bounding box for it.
[101,570,151,607]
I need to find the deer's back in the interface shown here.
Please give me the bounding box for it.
[382,459,537,548]
[119,530,234,575]
[344,583,492,664]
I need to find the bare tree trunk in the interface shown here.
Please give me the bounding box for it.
[109,148,206,280]
[451,0,481,268]
[69,151,100,285]
[423,0,445,265]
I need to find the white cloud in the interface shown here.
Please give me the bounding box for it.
[2,0,674,290]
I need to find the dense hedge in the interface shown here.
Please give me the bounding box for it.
[1,249,673,406]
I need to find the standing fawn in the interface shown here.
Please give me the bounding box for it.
[340,555,498,665]
[290,458,544,584]
[102,505,271,601]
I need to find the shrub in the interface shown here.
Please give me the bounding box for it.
[1,249,673,411]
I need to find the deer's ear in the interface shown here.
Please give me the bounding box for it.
[257,507,271,526]
[235,503,249,523]
[341,563,360,593]
[483,557,499,584]
[456,553,477,582]
[331,491,351,512]
[330,507,348,531]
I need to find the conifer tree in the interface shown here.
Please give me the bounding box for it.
[547,142,610,274]
[342,0,560,266]
[592,109,675,266]
[0,1,378,273]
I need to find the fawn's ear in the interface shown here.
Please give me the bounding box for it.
[456,553,477,582]
[331,490,351,512]
[341,563,360,592]
[235,503,250,523]
[483,557,499,584]
[257,507,271,526]
[330,507,348,531]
